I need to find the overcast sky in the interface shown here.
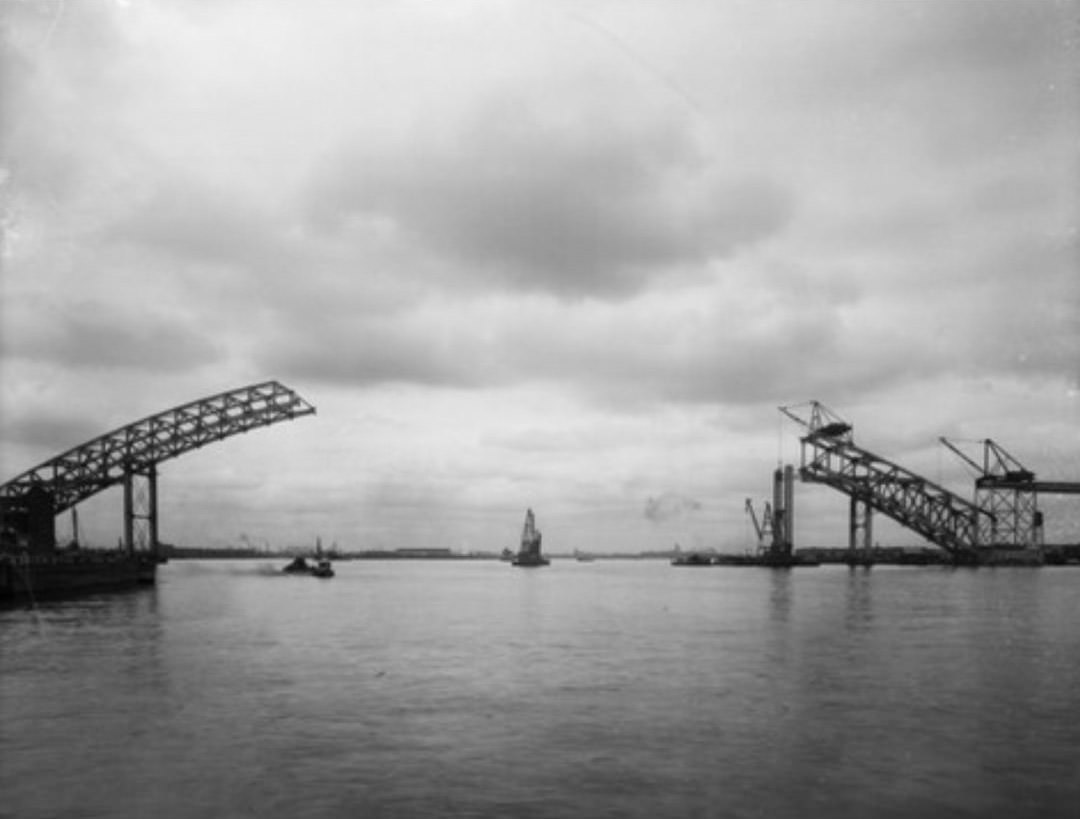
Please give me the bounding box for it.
[2,0,1078,553]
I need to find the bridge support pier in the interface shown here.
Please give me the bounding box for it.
[848,496,873,565]
[769,465,796,560]
[123,462,158,557]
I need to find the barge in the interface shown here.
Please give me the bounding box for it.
[1,549,158,603]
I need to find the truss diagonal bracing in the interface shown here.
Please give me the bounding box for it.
[939,437,1080,549]
[782,401,988,558]
[1,380,316,514]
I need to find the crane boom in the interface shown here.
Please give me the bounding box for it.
[779,400,853,441]
[745,498,763,541]
[744,498,774,549]
[938,437,984,476]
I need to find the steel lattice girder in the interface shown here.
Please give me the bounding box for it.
[977,487,1039,547]
[800,437,988,555]
[0,381,316,513]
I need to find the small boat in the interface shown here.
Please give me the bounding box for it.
[574,550,595,562]
[282,556,312,574]
[282,537,335,577]
[511,508,550,567]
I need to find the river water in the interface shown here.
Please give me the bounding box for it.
[2,560,1078,818]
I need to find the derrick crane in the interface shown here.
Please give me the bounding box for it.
[780,400,853,442]
[939,437,1080,495]
[940,438,1080,551]
[940,437,1039,548]
[939,438,1034,488]
[744,498,774,551]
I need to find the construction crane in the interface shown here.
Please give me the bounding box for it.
[745,498,774,552]
[939,438,1080,494]
[780,400,853,442]
[940,437,1080,551]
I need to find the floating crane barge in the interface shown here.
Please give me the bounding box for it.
[511,508,549,567]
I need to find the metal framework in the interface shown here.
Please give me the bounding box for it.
[780,402,988,559]
[939,438,1080,549]
[1,381,316,551]
[745,498,774,552]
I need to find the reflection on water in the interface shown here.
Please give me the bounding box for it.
[2,561,1079,818]
[843,565,874,631]
[768,567,793,624]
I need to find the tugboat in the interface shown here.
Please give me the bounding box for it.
[309,536,334,577]
[282,537,335,577]
[511,508,549,567]
[310,556,334,578]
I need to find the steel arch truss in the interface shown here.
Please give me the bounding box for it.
[1,381,316,514]
[800,435,988,558]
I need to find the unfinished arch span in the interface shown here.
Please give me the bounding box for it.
[0,380,316,553]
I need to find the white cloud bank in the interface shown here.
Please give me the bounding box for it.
[2,0,1078,551]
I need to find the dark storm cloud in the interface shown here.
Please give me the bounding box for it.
[306,88,792,298]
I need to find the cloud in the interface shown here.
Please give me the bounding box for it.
[1,0,1077,551]
[264,312,486,389]
[257,258,972,410]
[305,79,792,298]
[103,176,285,269]
[0,412,105,461]
[5,299,221,373]
[254,283,829,402]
